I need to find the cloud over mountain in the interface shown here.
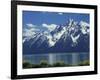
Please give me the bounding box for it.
[42,23,57,32]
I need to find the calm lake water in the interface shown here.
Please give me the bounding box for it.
[23,52,89,65]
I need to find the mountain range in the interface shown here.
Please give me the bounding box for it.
[23,19,90,54]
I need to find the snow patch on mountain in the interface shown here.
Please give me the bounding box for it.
[53,27,66,41]
[79,21,89,34]
[80,21,89,27]
[43,31,55,47]
[46,34,55,47]
[71,34,80,44]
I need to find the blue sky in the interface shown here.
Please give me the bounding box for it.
[23,11,90,27]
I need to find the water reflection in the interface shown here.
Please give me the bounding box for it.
[23,52,89,66]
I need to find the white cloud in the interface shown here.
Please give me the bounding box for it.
[23,24,40,38]
[23,28,36,37]
[58,12,63,15]
[80,21,89,27]
[42,23,47,27]
[42,23,57,32]
[26,23,36,28]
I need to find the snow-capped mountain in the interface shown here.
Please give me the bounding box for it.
[23,19,90,54]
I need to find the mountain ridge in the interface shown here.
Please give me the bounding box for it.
[23,19,90,54]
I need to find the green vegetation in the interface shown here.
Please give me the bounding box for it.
[78,60,90,66]
[23,61,33,68]
[40,60,49,67]
[53,61,67,67]
[23,60,90,69]
[32,64,41,68]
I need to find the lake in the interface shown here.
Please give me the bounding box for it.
[23,52,89,66]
